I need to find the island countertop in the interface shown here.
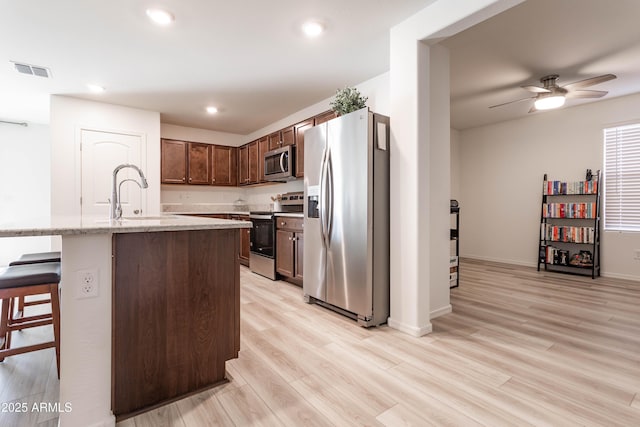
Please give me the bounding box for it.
[0,214,251,238]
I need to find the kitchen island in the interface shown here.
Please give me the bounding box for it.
[0,215,251,427]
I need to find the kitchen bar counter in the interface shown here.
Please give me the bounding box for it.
[0,214,250,237]
[0,216,249,427]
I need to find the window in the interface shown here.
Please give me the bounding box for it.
[603,123,640,231]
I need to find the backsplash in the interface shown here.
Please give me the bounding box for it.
[161,180,303,213]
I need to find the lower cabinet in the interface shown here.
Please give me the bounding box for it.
[231,214,250,266]
[275,216,303,285]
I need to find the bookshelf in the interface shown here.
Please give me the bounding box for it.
[450,200,459,288]
[537,170,601,279]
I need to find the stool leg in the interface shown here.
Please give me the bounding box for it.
[0,298,9,361]
[49,284,61,378]
[17,296,24,318]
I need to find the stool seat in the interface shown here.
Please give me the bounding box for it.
[9,252,61,266]
[0,261,61,377]
[0,263,61,289]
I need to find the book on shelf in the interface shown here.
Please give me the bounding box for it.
[542,202,596,219]
[543,179,598,195]
[540,224,595,243]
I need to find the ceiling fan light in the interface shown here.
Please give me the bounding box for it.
[535,95,565,110]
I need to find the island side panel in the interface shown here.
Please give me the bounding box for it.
[112,229,239,419]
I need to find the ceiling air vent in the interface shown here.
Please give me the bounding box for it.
[11,61,51,78]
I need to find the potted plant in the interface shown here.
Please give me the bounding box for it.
[330,87,368,116]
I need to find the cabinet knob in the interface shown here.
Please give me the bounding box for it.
[182,177,186,182]
[281,221,286,226]
[188,178,192,182]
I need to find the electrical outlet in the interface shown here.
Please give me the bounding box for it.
[76,269,99,299]
[634,249,640,261]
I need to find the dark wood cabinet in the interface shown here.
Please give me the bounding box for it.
[187,142,211,185]
[211,145,237,186]
[112,229,240,419]
[268,131,282,151]
[314,110,337,125]
[281,126,295,147]
[258,136,269,183]
[248,141,259,184]
[161,139,187,184]
[275,216,303,285]
[238,144,249,185]
[294,119,314,178]
[230,214,250,266]
[295,232,304,280]
[276,230,295,277]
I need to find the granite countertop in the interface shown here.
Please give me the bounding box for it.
[0,215,251,238]
[274,212,304,218]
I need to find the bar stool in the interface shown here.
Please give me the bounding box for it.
[9,252,61,322]
[0,262,61,377]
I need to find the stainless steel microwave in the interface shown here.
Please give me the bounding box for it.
[264,145,296,181]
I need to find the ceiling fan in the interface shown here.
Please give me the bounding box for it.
[489,73,617,112]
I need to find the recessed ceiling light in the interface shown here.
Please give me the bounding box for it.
[206,106,218,114]
[87,84,105,93]
[146,8,174,26]
[302,20,324,38]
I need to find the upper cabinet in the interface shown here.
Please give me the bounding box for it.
[211,145,237,186]
[294,119,314,178]
[187,142,211,185]
[268,131,282,151]
[238,144,249,185]
[161,109,338,187]
[161,139,237,187]
[248,140,259,184]
[161,139,187,184]
[257,136,269,183]
[314,110,337,125]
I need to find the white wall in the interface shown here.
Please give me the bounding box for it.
[451,128,461,200]
[458,92,640,281]
[0,122,51,266]
[388,0,522,336]
[50,96,161,217]
[161,123,245,147]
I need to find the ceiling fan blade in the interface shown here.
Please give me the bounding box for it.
[565,90,608,99]
[489,96,535,109]
[521,85,551,93]
[562,74,616,91]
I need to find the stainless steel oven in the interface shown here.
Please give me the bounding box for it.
[249,212,276,280]
[264,145,296,181]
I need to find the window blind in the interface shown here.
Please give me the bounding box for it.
[603,123,640,231]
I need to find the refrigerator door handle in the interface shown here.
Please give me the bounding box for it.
[319,147,329,247]
[326,150,334,240]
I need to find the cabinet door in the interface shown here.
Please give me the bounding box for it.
[276,230,294,277]
[268,131,282,151]
[281,126,295,147]
[248,141,259,184]
[258,136,269,183]
[211,145,237,186]
[294,232,304,280]
[187,142,211,185]
[238,144,249,185]
[294,119,313,178]
[314,110,337,125]
[161,139,187,184]
[240,227,250,264]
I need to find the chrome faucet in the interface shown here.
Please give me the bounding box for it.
[110,164,149,220]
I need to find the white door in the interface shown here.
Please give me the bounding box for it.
[80,129,146,217]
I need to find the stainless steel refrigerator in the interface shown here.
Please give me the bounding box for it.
[303,107,390,327]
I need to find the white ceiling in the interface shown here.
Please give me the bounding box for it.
[444,0,640,130]
[3,0,640,135]
[0,0,435,134]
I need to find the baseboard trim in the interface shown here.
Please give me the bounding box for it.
[387,317,432,337]
[430,304,452,319]
[463,254,536,268]
[601,271,640,282]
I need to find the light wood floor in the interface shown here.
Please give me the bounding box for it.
[2,260,640,426]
